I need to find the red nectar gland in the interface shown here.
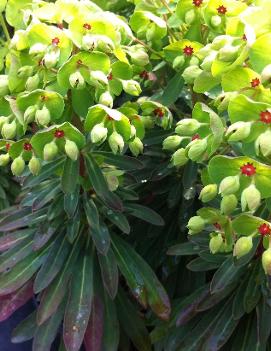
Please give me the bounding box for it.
[107,72,113,81]
[183,45,194,56]
[52,37,60,46]
[251,78,260,88]
[258,223,271,237]
[54,129,65,138]
[217,5,227,15]
[57,23,64,30]
[242,34,247,41]
[83,23,92,30]
[240,162,256,176]
[214,222,222,230]
[192,134,200,141]
[260,110,271,124]
[193,0,203,7]
[154,108,164,118]
[23,143,32,151]
[5,143,10,151]
[140,71,149,80]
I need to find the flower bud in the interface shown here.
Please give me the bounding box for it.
[69,71,85,89]
[129,137,143,156]
[233,236,253,259]
[173,56,185,70]
[17,66,34,79]
[185,9,195,24]
[128,45,149,66]
[25,74,40,91]
[44,50,59,68]
[163,135,182,151]
[29,43,47,57]
[187,216,205,235]
[130,125,136,139]
[0,75,9,96]
[35,106,51,126]
[11,156,25,176]
[65,140,79,161]
[175,119,201,136]
[201,51,218,71]
[241,184,261,212]
[209,233,223,254]
[262,248,271,275]
[109,131,124,154]
[90,123,108,144]
[99,91,113,108]
[255,130,271,157]
[89,70,108,88]
[172,148,188,167]
[182,65,202,84]
[214,92,238,113]
[0,153,10,167]
[187,138,207,161]
[97,37,115,53]
[28,156,41,175]
[211,35,232,50]
[24,105,37,124]
[199,184,218,203]
[43,141,58,161]
[211,15,222,27]
[1,120,16,139]
[82,34,97,51]
[226,121,251,142]
[10,30,28,51]
[141,116,154,129]
[121,80,142,96]
[0,116,8,130]
[219,175,240,196]
[218,44,239,62]
[220,194,238,215]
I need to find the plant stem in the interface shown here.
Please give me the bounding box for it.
[0,14,10,42]
[133,37,164,60]
[160,0,174,15]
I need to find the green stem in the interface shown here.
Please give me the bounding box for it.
[133,37,164,60]
[0,14,10,42]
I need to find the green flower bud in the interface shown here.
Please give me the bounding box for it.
[1,120,17,139]
[24,105,37,124]
[128,45,149,66]
[214,92,238,113]
[163,135,182,151]
[0,75,9,96]
[17,65,34,79]
[241,184,261,212]
[211,15,222,27]
[262,248,271,275]
[199,184,218,203]
[43,141,58,161]
[182,65,202,84]
[189,56,200,66]
[122,80,142,96]
[200,51,218,71]
[233,236,253,259]
[226,121,251,142]
[109,131,124,154]
[172,148,188,167]
[141,116,155,129]
[175,119,201,136]
[211,35,232,50]
[209,234,224,254]
[218,44,240,62]
[0,116,8,130]
[220,194,238,215]
[11,156,25,176]
[99,91,113,108]
[69,71,85,89]
[188,138,207,161]
[28,156,41,175]
[172,56,185,70]
[35,106,51,126]
[25,74,40,91]
[65,140,79,161]
[90,123,108,144]
[129,137,143,157]
[185,9,195,24]
[44,50,59,68]
[10,30,28,51]
[89,70,108,88]
[261,64,271,83]
[219,175,240,196]
[0,153,10,167]
[97,36,115,53]
[187,216,205,235]
[29,43,47,57]
[255,130,271,157]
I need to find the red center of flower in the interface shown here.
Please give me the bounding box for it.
[240,162,256,176]
[242,34,247,41]
[83,23,92,30]
[23,143,32,151]
[5,143,10,151]
[183,45,194,56]
[54,129,65,138]
[251,78,260,88]
[140,70,149,80]
[217,5,227,14]
[52,37,60,45]
[192,134,200,140]
[193,0,203,6]
[107,72,113,81]
[260,110,271,124]
[57,23,64,30]
[154,108,164,118]
[258,223,271,236]
[214,222,222,230]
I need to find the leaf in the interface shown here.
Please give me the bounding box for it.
[61,158,79,194]
[98,248,119,299]
[167,242,201,256]
[187,257,220,272]
[257,299,271,346]
[243,262,263,313]
[101,289,119,351]
[249,33,271,73]
[63,246,94,351]
[124,203,164,226]
[158,73,184,106]
[11,311,37,343]
[64,187,80,218]
[232,273,248,320]
[92,151,143,170]
[84,296,104,351]
[103,208,130,234]
[0,228,35,252]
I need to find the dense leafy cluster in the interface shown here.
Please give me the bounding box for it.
[1,0,271,350]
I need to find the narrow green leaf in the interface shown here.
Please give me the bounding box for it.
[167,242,201,256]
[124,203,164,226]
[98,248,119,299]
[92,151,143,170]
[11,311,37,343]
[61,158,79,194]
[84,296,104,351]
[101,289,119,351]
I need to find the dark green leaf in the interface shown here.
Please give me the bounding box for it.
[11,311,37,343]
[98,248,119,299]
[124,203,164,226]
[92,151,143,171]
[61,158,79,194]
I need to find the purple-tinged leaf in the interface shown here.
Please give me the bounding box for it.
[11,311,37,343]
[101,289,119,351]
[33,226,57,251]
[98,248,119,299]
[0,229,35,252]
[84,296,104,351]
